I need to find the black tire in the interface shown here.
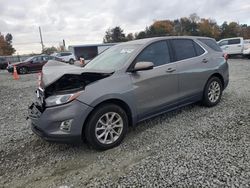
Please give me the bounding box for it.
[69,59,74,64]
[18,67,28,74]
[202,77,223,107]
[84,104,128,150]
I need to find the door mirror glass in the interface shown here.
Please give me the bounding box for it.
[132,61,154,72]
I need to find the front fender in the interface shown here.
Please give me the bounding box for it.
[76,73,138,125]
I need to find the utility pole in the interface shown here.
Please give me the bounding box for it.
[39,26,44,52]
[63,39,66,51]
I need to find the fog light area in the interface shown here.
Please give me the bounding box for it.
[60,119,73,132]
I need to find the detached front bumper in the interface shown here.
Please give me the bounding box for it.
[29,100,93,143]
[7,66,14,73]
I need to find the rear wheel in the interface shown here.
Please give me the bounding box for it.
[69,59,74,64]
[84,104,128,150]
[18,67,28,74]
[202,77,223,107]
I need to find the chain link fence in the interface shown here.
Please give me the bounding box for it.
[0,55,33,63]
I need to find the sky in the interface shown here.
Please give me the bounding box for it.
[0,0,250,54]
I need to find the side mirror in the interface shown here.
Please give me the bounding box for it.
[131,61,154,72]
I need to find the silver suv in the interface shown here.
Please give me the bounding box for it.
[29,36,229,150]
[52,52,76,64]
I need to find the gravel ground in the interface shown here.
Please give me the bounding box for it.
[0,59,249,188]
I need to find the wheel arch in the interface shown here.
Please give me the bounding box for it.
[17,66,29,73]
[82,98,135,138]
[207,73,225,89]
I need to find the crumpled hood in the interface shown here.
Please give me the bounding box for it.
[42,60,113,87]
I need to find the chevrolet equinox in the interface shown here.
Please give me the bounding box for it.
[29,36,229,150]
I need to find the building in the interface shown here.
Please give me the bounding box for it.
[68,43,117,60]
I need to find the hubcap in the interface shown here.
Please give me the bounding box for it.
[208,81,221,103]
[95,112,123,144]
[19,67,26,74]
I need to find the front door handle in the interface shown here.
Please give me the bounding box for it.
[202,59,208,63]
[166,67,176,73]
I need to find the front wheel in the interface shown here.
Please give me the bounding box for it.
[202,77,223,107]
[84,104,128,150]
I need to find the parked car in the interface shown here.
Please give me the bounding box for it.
[29,36,229,150]
[217,37,244,55]
[7,55,62,74]
[51,52,76,64]
[243,39,250,58]
[0,57,8,69]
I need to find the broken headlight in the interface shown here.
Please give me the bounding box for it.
[45,92,81,107]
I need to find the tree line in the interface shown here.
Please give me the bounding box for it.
[103,13,250,43]
[0,33,15,56]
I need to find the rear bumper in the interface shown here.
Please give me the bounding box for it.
[29,100,93,143]
[243,49,250,55]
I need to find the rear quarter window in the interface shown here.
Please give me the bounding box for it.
[194,42,205,56]
[228,39,241,45]
[198,38,222,52]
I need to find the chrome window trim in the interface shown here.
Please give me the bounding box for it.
[153,40,208,69]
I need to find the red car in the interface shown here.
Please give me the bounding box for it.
[7,55,63,74]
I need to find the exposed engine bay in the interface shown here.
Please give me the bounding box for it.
[44,72,112,97]
[38,60,113,100]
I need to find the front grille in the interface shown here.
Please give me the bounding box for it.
[29,103,44,119]
[36,88,45,106]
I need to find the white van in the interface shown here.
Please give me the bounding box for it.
[217,37,244,55]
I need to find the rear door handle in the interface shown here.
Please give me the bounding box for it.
[202,59,208,63]
[166,68,176,73]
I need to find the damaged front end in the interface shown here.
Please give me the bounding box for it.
[30,60,113,113]
[28,60,113,142]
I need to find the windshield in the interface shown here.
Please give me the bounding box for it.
[84,44,140,71]
[23,57,34,62]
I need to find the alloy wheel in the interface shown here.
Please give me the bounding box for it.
[95,112,123,144]
[19,67,27,74]
[208,81,221,103]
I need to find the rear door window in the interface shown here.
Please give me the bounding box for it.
[61,53,71,56]
[43,56,51,61]
[228,39,240,45]
[33,56,43,63]
[136,41,171,67]
[171,39,196,61]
